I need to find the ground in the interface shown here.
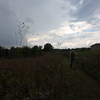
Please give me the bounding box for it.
[0,53,100,100]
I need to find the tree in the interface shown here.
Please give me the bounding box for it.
[31,45,42,55]
[0,47,4,57]
[22,46,31,57]
[44,43,54,51]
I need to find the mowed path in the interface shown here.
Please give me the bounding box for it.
[63,58,100,100]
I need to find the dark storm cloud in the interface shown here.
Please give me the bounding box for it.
[0,0,18,47]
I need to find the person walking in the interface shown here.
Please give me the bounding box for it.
[70,50,75,68]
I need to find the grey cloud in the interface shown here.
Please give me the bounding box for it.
[63,0,100,22]
[25,17,34,24]
[0,0,18,47]
[0,0,100,48]
[10,0,67,32]
[70,0,100,22]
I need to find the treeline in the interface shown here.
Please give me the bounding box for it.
[0,43,54,58]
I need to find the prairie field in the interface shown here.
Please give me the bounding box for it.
[0,51,100,100]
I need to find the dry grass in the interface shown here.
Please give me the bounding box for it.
[0,52,100,100]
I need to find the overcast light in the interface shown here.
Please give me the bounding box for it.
[0,0,100,48]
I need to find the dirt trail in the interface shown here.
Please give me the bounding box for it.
[63,59,100,100]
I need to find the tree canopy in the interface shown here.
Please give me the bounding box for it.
[43,43,54,51]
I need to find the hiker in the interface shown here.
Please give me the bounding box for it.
[69,50,75,68]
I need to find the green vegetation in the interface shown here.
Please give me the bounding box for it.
[0,44,100,100]
[0,43,54,58]
[44,43,54,51]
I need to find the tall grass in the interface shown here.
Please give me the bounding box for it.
[0,52,100,100]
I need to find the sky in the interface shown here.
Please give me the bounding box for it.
[0,0,100,48]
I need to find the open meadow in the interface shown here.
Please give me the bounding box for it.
[0,50,100,100]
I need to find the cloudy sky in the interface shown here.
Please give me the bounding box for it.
[0,0,100,48]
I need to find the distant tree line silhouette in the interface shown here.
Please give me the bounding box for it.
[0,43,54,58]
